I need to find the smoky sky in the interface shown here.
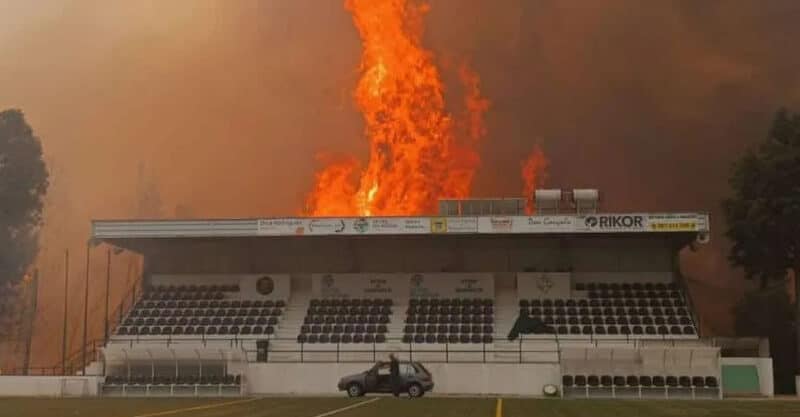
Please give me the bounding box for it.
[1,0,800,362]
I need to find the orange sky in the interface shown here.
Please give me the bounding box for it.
[2,0,800,367]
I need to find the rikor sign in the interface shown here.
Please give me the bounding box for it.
[580,214,647,231]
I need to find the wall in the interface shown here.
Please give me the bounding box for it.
[245,362,560,396]
[720,357,774,397]
[0,376,103,397]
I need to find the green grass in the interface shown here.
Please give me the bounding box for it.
[2,397,800,417]
[503,398,800,417]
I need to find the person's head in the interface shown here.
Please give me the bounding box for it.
[389,353,397,361]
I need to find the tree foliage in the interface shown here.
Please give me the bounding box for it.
[0,109,49,286]
[723,109,800,289]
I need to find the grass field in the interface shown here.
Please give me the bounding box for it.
[2,397,800,417]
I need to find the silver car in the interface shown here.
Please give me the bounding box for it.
[337,361,434,398]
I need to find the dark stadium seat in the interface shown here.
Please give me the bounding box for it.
[574,375,587,387]
[691,376,705,387]
[639,375,652,387]
[626,375,638,386]
[587,375,599,387]
[678,376,691,388]
[704,376,718,388]
[653,376,665,387]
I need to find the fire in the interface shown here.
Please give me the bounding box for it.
[521,146,549,215]
[305,0,489,216]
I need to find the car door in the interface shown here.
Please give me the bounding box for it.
[364,365,380,391]
[375,363,392,393]
[399,363,416,389]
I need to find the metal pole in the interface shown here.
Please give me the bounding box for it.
[62,249,69,374]
[82,243,91,373]
[22,269,39,375]
[104,248,111,344]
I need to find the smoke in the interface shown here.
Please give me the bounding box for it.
[1,0,799,365]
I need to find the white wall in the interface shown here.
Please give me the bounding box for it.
[0,376,102,397]
[720,357,774,397]
[245,363,560,396]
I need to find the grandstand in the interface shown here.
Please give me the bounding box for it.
[0,193,774,399]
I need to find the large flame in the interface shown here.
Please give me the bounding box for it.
[305,0,489,216]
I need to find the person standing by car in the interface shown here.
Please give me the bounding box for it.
[389,353,401,397]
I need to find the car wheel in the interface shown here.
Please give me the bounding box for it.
[347,383,364,397]
[407,383,423,398]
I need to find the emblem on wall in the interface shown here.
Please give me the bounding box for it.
[536,275,554,294]
[256,276,275,295]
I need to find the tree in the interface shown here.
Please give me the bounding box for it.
[734,287,796,393]
[723,108,800,372]
[0,109,49,286]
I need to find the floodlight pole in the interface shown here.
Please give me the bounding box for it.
[82,242,91,373]
[61,249,69,374]
[104,247,111,344]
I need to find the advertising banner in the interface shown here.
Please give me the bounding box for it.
[408,273,494,299]
[478,217,515,233]
[306,218,347,235]
[576,214,649,233]
[312,273,409,299]
[257,218,307,236]
[430,217,479,234]
[516,272,571,300]
[647,213,704,232]
[513,216,576,233]
[347,217,431,235]
[254,212,709,237]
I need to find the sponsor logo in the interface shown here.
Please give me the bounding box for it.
[584,215,644,230]
[256,276,275,296]
[490,217,513,232]
[536,275,554,294]
[411,274,424,288]
[455,279,483,293]
[309,219,346,233]
[322,274,335,288]
[365,278,392,294]
[353,218,369,233]
[431,218,447,233]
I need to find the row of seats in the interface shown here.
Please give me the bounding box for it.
[523,310,691,324]
[406,315,494,324]
[410,298,493,307]
[403,334,494,344]
[308,306,392,316]
[520,298,684,309]
[305,315,390,325]
[529,324,695,336]
[407,305,493,315]
[586,291,681,299]
[310,298,392,307]
[405,324,494,334]
[297,333,386,344]
[301,324,388,334]
[118,325,275,336]
[147,284,240,293]
[105,375,241,385]
[139,300,285,309]
[563,374,717,388]
[575,282,677,292]
[129,308,283,318]
[520,307,688,318]
[125,316,279,328]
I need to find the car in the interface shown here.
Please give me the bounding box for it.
[337,361,434,398]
